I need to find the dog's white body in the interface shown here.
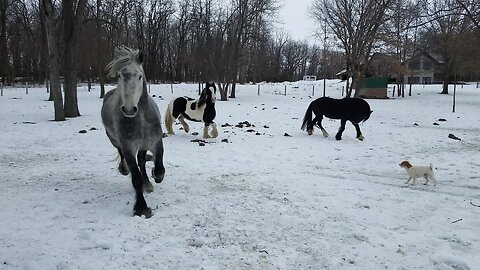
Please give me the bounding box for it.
[399,161,437,186]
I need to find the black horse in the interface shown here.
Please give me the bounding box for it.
[165,82,218,138]
[301,97,372,141]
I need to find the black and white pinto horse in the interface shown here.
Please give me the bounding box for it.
[101,46,165,218]
[165,82,218,138]
[301,97,373,141]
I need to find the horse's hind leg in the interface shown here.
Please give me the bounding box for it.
[316,116,329,137]
[151,140,166,184]
[116,148,129,175]
[335,119,347,140]
[352,122,364,141]
[178,115,190,133]
[124,151,152,218]
[137,150,154,193]
[164,108,175,135]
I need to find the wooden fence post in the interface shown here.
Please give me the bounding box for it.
[341,86,344,96]
[312,85,315,96]
[392,86,396,97]
[171,83,173,94]
[257,84,260,95]
[1,82,3,96]
[284,85,287,96]
[26,82,29,94]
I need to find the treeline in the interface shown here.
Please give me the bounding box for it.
[0,0,343,89]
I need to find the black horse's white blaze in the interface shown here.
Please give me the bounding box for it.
[301,97,373,141]
[101,46,166,218]
[165,82,218,138]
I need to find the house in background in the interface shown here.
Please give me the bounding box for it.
[303,75,317,81]
[405,52,444,84]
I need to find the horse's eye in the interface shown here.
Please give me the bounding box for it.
[139,75,142,80]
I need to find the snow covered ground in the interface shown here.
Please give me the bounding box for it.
[1,80,479,269]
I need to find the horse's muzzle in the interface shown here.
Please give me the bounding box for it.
[121,105,138,117]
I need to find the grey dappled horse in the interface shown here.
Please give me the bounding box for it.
[101,46,165,218]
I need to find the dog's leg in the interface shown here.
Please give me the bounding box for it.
[411,176,417,185]
[430,174,437,186]
[423,175,429,185]
[405,177,412,185]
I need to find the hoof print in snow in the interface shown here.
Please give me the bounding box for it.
[433,122,439,126]
[89,127,97,131]
[262,108,265,111]
[255,132,262,136]
[158,96,164,100]
[221,139,229,143]
[79,130,87,134]
[152,95,156,97]
[263,125,269,128]
[188,239,204,248]
[448,134,461,141]
[438,118,447,122]
[284,133,292,137]
[221,123,232,127]
[246,129,255,133]
[162,133,168,138]
[272,107,278,110]
[191,132,199,136]
[199,142,205,146]
[413,123,419,126]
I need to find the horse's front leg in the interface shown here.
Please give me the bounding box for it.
[137,150,154,193]
[352,122,364,141]
[124,150,152,218]
[151,140,166,184]
[116,147,129,175]
[210,122,218,138]
[335,119,347,140]
[203,123,212,138]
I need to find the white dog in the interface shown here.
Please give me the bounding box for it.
[399,161,437,186]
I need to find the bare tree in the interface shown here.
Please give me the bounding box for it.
[312,0,392,97]
[42,0,64,121]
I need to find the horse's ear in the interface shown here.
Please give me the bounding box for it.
[114,46,122,58]
[136,51,144,64]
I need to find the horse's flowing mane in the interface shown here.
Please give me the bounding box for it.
[105,46,140,78]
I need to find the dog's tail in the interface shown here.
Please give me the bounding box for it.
[301,102,314,131]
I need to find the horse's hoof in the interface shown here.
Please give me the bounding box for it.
[118,163,130,175]
[210,133,218,138]
[357,135,365,141]
[307,129,313,135]
[143,181,154,193]
[134,207,153,218]
[335,136,342,141]
[152,168,165,183]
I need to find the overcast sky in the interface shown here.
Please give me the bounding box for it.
[277,0,319,44]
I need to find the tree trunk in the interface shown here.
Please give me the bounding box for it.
[0,0,8,84]
[43,0,65,121]
[96,0,106,99]
[62,0,87,117]
[219,82,229,101]
[440,67,449,94]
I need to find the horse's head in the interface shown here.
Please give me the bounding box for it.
[106,46,145,118]
[200,82,216,104]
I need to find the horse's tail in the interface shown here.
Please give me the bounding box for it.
[363,110,373,122]
[301,102,314,131]
[164,103,174,134]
